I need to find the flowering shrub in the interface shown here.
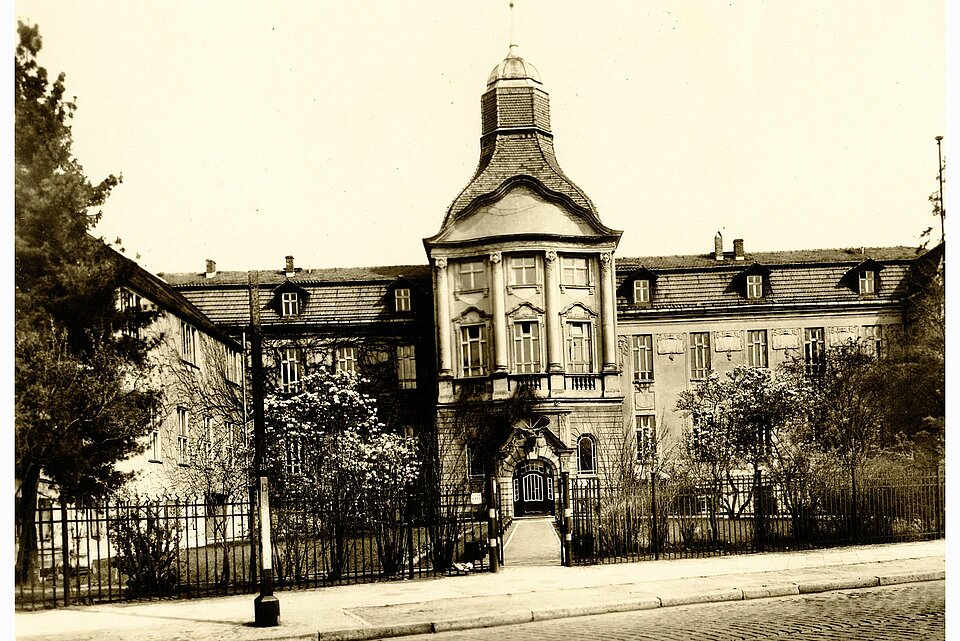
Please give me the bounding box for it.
[264,367,420,578]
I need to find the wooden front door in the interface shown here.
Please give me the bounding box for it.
[513,460,555,516]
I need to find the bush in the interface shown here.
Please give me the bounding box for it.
[110,501,181,598]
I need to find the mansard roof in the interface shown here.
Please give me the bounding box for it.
[616,246,921,314]
[163,264,432,330]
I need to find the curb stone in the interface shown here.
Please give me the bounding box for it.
[316,571,944,640]
[878,570,945,586]
[531,597,661,621]
[798,576,879,594]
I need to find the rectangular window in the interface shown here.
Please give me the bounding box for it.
[281,292,299,316]
[747,330,768,368]
[149,429,161,462]
[202,416,213,462]
[633,279,650,304]
[689,332,711,379]
[510,255,538,286]
[512,321,542,373]
[180,321,198,364]
[567,322,593,373]
[859,271,876,294]
[460,325,488,377]
[120,288,143,338]
[226,348,243,384]
[804,328,825,377]
[631,334,654,381]
[397,344,417,389]
[863,325,883,358]
[458,260,486,290]
[177,407,189,466]
[467,441,484,478]
[394,288,411,312]
[636,415,655,462]
[746,274,763,299]
[285,439,303,476]
[280,347,302,392]
[336,346,358,374]
[561,256,590,286]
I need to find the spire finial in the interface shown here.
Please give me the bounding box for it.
[509,1,516,49]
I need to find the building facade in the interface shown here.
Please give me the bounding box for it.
[161,47,935,519]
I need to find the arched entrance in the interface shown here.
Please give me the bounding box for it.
[513,459,556,517]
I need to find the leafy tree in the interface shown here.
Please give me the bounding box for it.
[15,22,159,583]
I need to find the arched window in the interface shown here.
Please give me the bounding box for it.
[577,435,596,475]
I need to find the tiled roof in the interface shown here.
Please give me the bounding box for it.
[440,132,598,227]
[159,264,431,287]
[615,246,919,272]
[616,247,920,312]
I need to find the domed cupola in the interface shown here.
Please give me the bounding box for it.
[486,44,542,86]
[480,44,551,140]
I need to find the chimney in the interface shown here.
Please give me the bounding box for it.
[204,259,217,278]
[285,255,295,277]
[714,232,724,261]
[733,239,745,261]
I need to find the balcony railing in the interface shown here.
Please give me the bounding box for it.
[565,374,602,392]
[508,374,546,392]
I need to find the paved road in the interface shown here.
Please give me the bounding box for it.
[406,581,945,640]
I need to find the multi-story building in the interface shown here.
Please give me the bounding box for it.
[162,46,939,519]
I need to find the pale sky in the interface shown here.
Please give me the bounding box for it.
[12,0,950,274]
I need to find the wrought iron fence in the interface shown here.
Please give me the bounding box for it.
[569,467,944,565]
[16,486,501,610]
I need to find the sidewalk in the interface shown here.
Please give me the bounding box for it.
[15,539,945,641]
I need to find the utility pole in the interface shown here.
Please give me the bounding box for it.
[935,135,945,243]
[249,271,279,626]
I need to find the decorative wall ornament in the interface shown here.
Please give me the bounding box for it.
[617,335,630,369]
[600,252,613,264]
[506,302,545,318]
[454,290,487,305]
[434,257,447,269]
[560,302,598,318]
[829,326,859,346]
[713,330,743,353]
[489,252,502,264]
[634,386,655,411]
[771,328,801,350]
[544,250,557,262]
[453,306,490,324]
[656,333,685,355]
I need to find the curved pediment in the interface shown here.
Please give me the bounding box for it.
[427,178,620,246]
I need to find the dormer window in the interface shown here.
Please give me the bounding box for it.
[561,256,590,286]
[395,287,411,312]
[633,279,651,304]
[457,260,486,291]
[746,274,763,299]
[859,270,876,295]
[281,292,300,316]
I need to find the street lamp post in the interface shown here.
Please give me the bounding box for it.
[249,271,279,627]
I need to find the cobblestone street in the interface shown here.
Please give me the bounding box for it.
[406,581,945,641]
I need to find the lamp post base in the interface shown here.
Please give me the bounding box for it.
[254,594,280,627]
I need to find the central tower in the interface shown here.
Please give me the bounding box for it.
[425,45,624,504]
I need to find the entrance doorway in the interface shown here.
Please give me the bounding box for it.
[513,459,556,516]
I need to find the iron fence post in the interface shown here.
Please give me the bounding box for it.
[60,502,70,607]
[935,464,943,538]
[650,471,659,560]
[562,472,572,567]
[486,474,500,573]
[407,494,415,580]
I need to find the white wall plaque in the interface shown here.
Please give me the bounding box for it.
[656,333,685,355]
[713,330,743,352]
[829,326,858,346]
[634,386,655,411]
[771,328,800,350]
